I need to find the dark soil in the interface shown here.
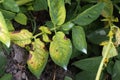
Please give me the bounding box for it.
[5,44,73,80]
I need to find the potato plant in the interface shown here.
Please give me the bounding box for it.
[0,0,120,80]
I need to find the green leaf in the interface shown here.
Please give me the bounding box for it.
[112,60,120,80]
[0,51,7,76]
[33,0,48,11]
[10,29,32,47]
[0,74,12,80]
[72,57,102,72]
[2,0,19,12]
[75,71,96,80]
[60,22,74,32]
[87,28,109,44]
[6,20,14,31]
[14,13,27,25]
[49,32,72,70]
[0,12,10,47]
[101,0,113,18]
[27,39,48,79]
[72,2,105,26]
[72,26,87,54]
[0,9,16,20]
[102,42,118,59]
[47,0,66,25]
[64,76,72,80]
[65,0,71,5]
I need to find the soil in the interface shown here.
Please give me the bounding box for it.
[5,44,73,80]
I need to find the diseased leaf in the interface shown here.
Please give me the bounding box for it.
[2,0,19,12]
[10,29,32,47]
[102,42,118,59]
[47,0,66,25]
[39,26,51,34]
[72,2,105,26]
[0,12,10,47]
[42,34,51,42]
[72,26,87,54]
[27,39,48,79]
[101,0,113,18]
[14,13,27,25]
[50,32,72,70]
[72,57,101,72]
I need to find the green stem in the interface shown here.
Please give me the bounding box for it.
[33,33,43,39]
[16,0,33,6]
[95,41,111,80]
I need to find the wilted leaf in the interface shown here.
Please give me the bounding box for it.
[14,13,27,25]
[2,0,19,12]
[115,28,120,46]
[0,74,12,80]
[72,26,87,54]
[49,32,72,70]
[27,39,48,79]
[102,42,118,59]
[72,57,101,72]
[72,2,105,26]
[47,0,66,25]
[0,12,10,47]
[10,29,32,47]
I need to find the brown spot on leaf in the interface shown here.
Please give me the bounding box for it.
[28,54,32,60]
[30,61,33,64]
[64,36,68,40]
[12,31,20,34]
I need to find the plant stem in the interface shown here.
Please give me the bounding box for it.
[16,0,33,6]
[95,42,111,80]
[33,33,43,39]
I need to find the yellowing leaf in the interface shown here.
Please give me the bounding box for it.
[101,0,113,18]
[49,32,72,70]
[42,34,51,42]
[0,12,10,47]
[27,39,48,79]
[47,0,66,25]
[115,28,120,46]
[10,29,32,47]
[39,26,51,34]
[72,26,87,54]
[102,42,118,59]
